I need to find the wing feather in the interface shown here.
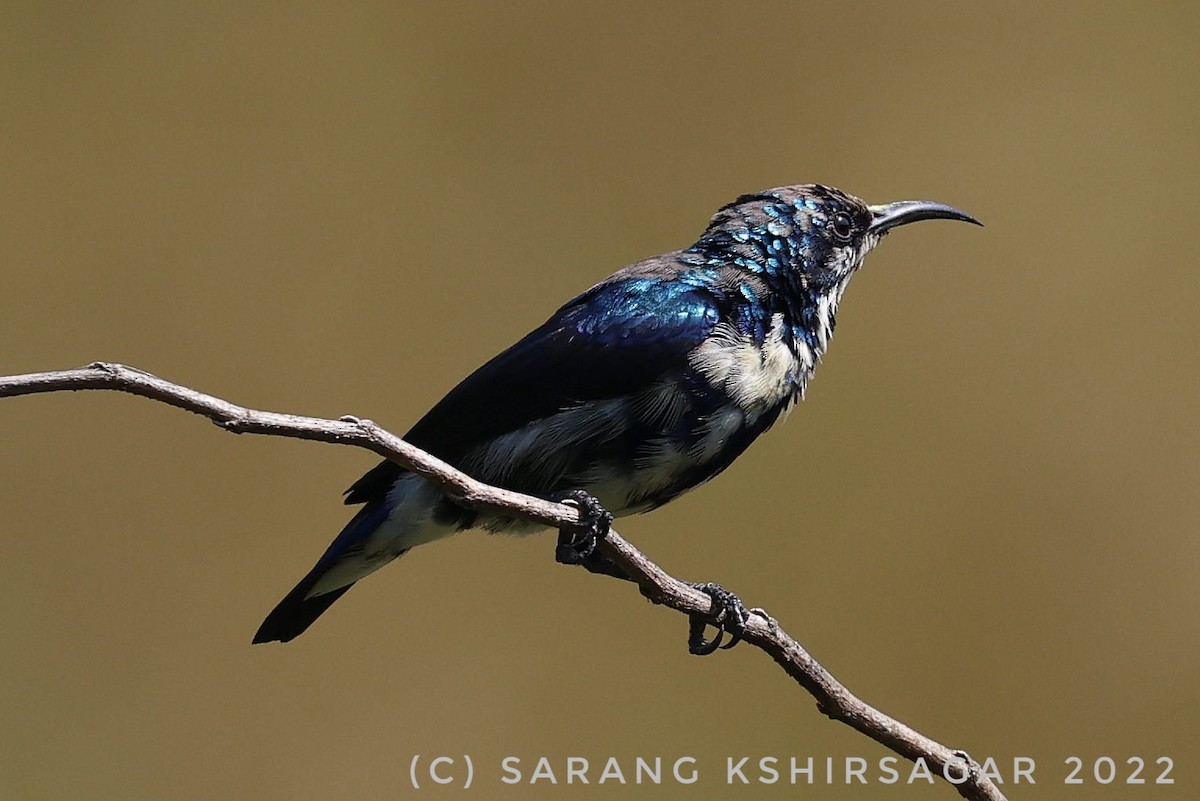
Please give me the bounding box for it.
[345,262,724,504]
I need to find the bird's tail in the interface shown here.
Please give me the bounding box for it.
[253,502,397,644]
[252,580,358,644]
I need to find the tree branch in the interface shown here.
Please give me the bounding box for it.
[0,362,1008,801]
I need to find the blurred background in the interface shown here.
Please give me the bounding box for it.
[2,3,1197,799]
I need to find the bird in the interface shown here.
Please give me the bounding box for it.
[253,183,979,645]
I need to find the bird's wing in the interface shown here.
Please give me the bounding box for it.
[345,265,723,504]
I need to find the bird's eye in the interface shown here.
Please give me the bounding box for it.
[831,212,854,242]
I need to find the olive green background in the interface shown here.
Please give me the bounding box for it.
[2,3,1197,800]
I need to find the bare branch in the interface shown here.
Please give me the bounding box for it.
[0,362,1008,801]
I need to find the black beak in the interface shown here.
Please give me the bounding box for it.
[868,200,982,235]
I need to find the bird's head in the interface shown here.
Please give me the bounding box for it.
[696,184,980,293]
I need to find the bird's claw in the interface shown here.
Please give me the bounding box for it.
[555,490,613,565]
[687,582,752,655]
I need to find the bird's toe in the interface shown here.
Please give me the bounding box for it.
[686,581,751,655]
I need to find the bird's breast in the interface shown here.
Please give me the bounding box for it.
[687,312,810,421]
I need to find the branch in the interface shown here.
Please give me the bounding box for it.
[1,362,1008,801]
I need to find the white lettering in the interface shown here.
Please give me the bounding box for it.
[637,757,661,784]
[908,758,935,784]
[674,757,698,784]
[429,756,454,785]
[566,757,588,784]
[598,757,625,784]
[530,757,556,784]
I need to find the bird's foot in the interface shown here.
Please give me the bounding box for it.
[686,582,753,655]
[555,490,613,565]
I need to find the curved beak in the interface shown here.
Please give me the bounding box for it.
[868,200,982,235]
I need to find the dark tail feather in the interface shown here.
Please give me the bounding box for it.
[253,502,396,644]
[253,579,355,644]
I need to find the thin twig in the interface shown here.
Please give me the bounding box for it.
[0,362,1008,801]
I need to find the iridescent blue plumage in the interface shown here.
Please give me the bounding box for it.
[254,184,979,643]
